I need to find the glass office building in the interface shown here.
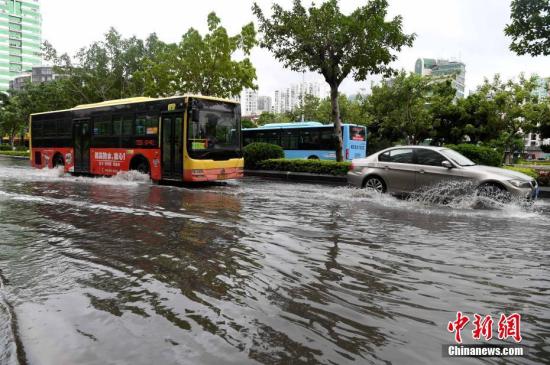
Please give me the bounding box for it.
[0,0,42,91]
[415,58,466,99]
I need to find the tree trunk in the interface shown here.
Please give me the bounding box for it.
[330,86,343,162]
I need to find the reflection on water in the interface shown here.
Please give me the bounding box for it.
[0,156,549,365]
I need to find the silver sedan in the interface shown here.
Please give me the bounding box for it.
[347,146,538,200]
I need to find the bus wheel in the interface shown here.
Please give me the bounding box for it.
[52,154,64,168]
[131,157,150,176]
[307,155,319,160]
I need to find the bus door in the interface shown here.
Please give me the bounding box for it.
[161,113,184,179]
[73,119,91,173]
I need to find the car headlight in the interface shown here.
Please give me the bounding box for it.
[508,179,531,188]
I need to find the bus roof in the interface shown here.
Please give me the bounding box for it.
[243,121,364,131]
[30,94,239,116]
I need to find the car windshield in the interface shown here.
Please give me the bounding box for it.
[440,148,476,166]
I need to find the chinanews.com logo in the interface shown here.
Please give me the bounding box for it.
[443,312,525,358]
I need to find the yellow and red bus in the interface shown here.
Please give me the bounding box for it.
[30,95,244,182]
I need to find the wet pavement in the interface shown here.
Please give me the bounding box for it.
[0,156,549,365]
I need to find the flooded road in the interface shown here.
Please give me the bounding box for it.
[0,156,549,365]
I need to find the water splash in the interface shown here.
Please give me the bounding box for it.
[0,272,19,365]
[0,166,151,187]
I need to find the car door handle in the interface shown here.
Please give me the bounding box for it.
[418,169,425,174]
[383,165,391,170]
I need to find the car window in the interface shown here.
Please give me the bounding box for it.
[378,148,414,163]
[415,149,447,166]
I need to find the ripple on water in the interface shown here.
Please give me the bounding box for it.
[0,162,549,364]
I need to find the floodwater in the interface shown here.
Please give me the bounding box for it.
[0,155,549,365]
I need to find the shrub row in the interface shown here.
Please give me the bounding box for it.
[259,159,351,176]
[243,142,284,169]
[503,166,538,179]
[0,150,30,157]
[445,144,502,167]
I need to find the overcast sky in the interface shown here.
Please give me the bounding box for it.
[41,0,549,97]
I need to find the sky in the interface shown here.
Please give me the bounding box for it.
[41,0,549,98]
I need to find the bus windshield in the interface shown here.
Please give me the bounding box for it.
[188,100,241,160]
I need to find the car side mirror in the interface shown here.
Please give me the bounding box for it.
[441,160,453,169]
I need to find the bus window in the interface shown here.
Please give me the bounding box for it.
[57,120,71,137]
[350,126,366,141]
[32,120,43,138]
[121,115,133,135]
[93,117,111,136]
[319,129,335,150]
[112,115,122,136]
[299,130,321,150]
[44,120,57,137]
[135,115,158,136]
[281,130,299,149]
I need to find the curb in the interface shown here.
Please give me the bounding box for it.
[0,154,30,160]
[244,170,347,185]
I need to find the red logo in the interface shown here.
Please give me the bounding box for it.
[447,312,522,343]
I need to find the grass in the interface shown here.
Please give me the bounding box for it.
[515,159,550,166]
[0,150,30,158]
[503,166,538,178]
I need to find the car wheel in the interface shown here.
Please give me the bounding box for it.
[476,183,511,202]
[364,176,386,193]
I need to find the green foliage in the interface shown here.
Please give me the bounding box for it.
[366,71,433,145]
[0,145,13,151]
[0,150,30,157]
[253,0,414,161]
[503,166,538,178]
[256,112,295,125]
[168,13,257,98]
[243,142,284,169]
[505,0,550,56]
[445,144,503,167]
[259,158,351,176]
[241,118,256,129]
[45,14,257,102]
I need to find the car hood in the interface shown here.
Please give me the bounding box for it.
[462,165,533,181]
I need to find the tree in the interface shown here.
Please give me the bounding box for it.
[241,118,257,128]
[253,0,414,161]
[171,12,257,98]
[44,13,258,102]
[366,71,433,146]
[476,74,545,163]
[505,0,550,56]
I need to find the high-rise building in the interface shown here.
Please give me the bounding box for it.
[240,88,258,117]
[0,0,42,91]
[415,58,466,98]
[257,95,272,113]
[273,81,323,113]
[9,65,60,90]
[533,76,550,100]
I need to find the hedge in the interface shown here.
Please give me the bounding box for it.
[243,142,284,169]
[258,159,351,176]
[445,144,502,167]
[0,150,30,157]
[503,166,538,179]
